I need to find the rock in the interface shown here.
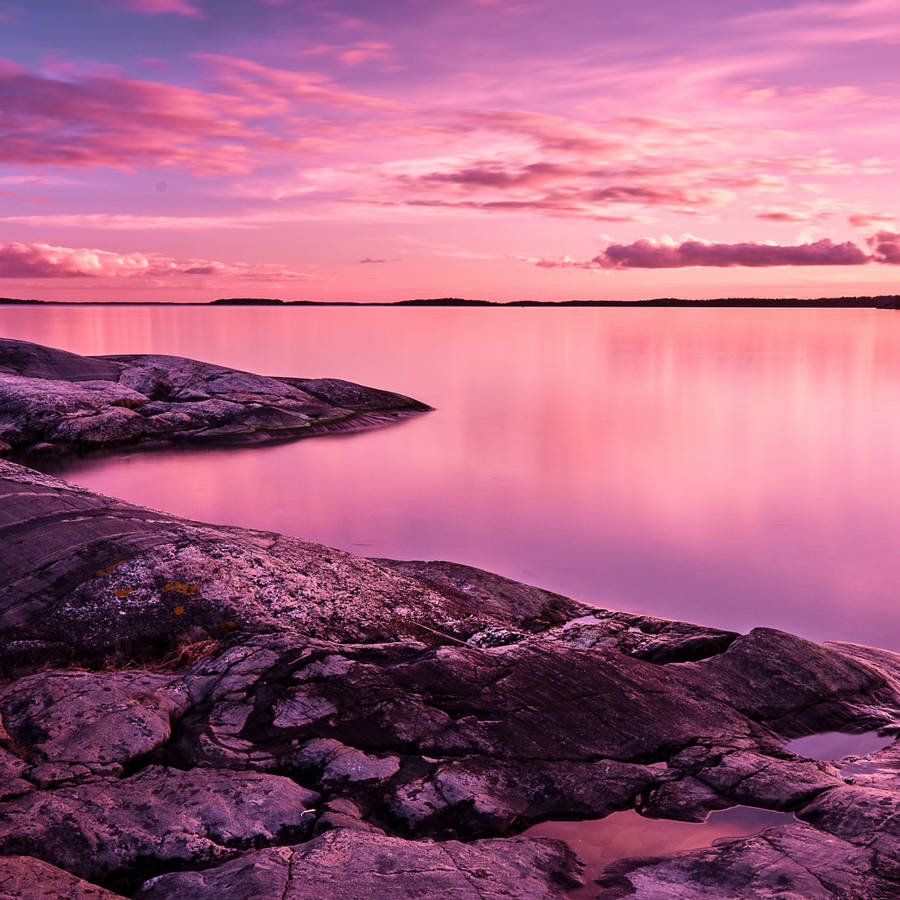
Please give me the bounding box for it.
[134,828,582,899]
[386,757,661,837]
[0,767,319,886]
[0,461,577,675]
[1,459,900,896]
[372,559,588,634]
[0,747,31,801]
[692,750,842,810]
[0,338,430,458]
[1,670,190,773]
[543,609,740,663]
[681,628,897,736]
[291,738,401,790]
[0,856,126,899]
[641,776,731,822]
[799,785,900,880]
[594,823,895,899]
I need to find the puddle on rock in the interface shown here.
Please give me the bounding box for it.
[525,806,794,898]
[784,730,895,762]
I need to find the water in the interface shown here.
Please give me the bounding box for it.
[784,730,895,761]
[3,304,900,649]
[525,807,795,897]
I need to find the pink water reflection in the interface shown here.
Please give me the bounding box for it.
[4,305,900,649]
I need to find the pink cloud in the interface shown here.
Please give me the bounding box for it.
[197,54,401,111]
[849,212,894,228]
[412,161,580,189]
[302,41,395,67]
[533,237,875,270]
[365,196,643,223]
[108,0,203,16]
[754,209,826,224]
[868,231,900,264]
[0,57,393,174]
[455,109,619,155]
[373,177,729,220]
[0,241,315,280]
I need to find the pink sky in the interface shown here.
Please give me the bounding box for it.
[1,0,899,301]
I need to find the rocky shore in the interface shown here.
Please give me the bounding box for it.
[1,460,899,898]
[0,338,430,459]
[0,340,899,898]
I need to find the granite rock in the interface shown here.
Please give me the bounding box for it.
[0,459,899,897]
[0,338,430,459]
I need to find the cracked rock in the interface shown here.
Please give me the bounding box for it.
[134,827,582,899]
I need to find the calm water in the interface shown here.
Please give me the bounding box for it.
[3,305,900,650]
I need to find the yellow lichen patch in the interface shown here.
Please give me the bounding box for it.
[173,606,185,616]
[224,620,236,629]
[95,560,125,577]
[114,588,132,598]
[111,397,146,410]
[161,581,200,596]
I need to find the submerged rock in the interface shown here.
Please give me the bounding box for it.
[0,460,898,897]
[0,338,430,458]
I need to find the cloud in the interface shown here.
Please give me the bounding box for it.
[868,231,900,264]
[532,237,878,270]
[197,54,401,111]
[301,41,395,67]
[109,0,203,16]
[367,196,644,223]
[849,212,894,228]
[755,211,819,224]
[0,56,392,174]
[736,0,900,46]
[0,241,314,280]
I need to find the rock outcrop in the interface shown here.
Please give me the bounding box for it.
[0,338,430,458]
[1,462,899,897]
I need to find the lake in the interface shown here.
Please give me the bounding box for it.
[3,304,899,650]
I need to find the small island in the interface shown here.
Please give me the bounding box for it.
[0,338,430,459]
[3,294,900,308]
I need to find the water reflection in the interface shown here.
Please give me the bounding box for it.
[784,730,895,761]
[4,305,900,648]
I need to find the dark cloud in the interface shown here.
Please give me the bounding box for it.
[868,231,900,264]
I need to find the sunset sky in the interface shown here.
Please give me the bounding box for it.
[1,0,899,301]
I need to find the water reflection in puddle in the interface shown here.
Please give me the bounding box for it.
[525,806,794,898]
[784,730,895,761]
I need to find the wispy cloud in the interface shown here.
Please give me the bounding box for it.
[0,56,393,174]
[849,212,895,228]
[107,0,203,17]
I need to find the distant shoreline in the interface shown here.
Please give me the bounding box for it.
[1,295,898,308]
